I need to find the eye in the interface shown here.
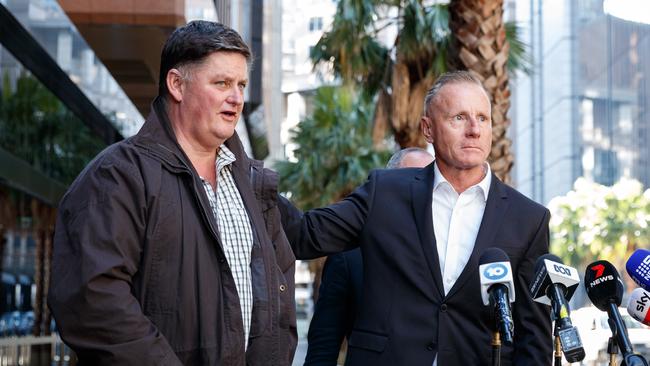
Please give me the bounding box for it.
[215,80,229,88]
[455,114,463,121]
[238,82,247,91]
[479,115,487,122]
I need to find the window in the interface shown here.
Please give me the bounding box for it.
[309,17,323,32]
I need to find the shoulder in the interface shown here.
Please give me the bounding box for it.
[368,166,424,187]
[60,140,145,210]
[498,180,549,217]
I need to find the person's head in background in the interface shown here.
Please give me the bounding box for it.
[386,147,434,169]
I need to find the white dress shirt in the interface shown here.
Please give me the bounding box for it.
[432,161,491,366]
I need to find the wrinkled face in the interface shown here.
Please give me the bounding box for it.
[421,82,492,173]
[174,51,248,150]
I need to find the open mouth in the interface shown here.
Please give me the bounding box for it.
[221,111,237,119]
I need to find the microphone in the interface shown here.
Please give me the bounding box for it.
[479,247,515,345]
[627,287,650,326]
[626,248,650,291]
[585,260,649,366]
[529,254,584,363]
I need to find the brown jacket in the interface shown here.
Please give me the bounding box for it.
[48,97,297,365]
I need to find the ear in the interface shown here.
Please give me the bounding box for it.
[421,115,434,144]
[167,68,185,103]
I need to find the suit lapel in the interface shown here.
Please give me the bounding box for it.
[445,175,510,299]
[412,164,445,298]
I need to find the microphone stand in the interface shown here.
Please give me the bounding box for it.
[491,331,501,366]
[607,337,618,366]
[606,308,649,366]
[553,322,562,366]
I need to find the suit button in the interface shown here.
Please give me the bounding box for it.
[427,342,436,351]
[218,257,226,264]
[279,284,286,292]
[440,304,448,312]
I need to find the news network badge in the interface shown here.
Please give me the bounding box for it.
[484,263,508,281]
[633,253,650,285]
[479,261,515,305]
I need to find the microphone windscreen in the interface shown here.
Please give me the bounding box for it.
[584,260,624,311]
[479,247,509,265]
[534,253,564,273]
[626,248,650,291]
[627,287,650,326]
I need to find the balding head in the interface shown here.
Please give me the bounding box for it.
[387,148,434,169]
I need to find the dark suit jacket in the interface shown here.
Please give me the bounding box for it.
[283,163,552,366]
[304,249,363,365]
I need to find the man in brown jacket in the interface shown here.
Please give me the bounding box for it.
[48,21,297,365]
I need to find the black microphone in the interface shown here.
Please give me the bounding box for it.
[585,260,649,366]
[479,248,515,345]
[529,254,585,362]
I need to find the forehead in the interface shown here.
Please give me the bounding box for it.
[432,82,490,113]
[192,51,249,77]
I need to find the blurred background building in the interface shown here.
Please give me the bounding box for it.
[511,0,650,205]
[0,0,282,363]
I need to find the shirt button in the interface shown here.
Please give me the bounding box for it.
[279,284,286,292]
[446,278,453,284]
[440,304,448,312]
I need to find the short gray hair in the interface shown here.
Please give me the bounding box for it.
[386,147,430,169]
[422,71,486,117]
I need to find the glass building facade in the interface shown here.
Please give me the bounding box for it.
[511,0,650,204]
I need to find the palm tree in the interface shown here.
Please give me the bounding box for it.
[276,85,390,302]
[312,0,530,181]
[448,0,517,183]
[277,85,390,209]
[311,0,450,148]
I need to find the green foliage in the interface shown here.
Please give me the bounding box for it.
[0,72,106,185]
[311,1,450,95]
[549,178,650,268]
[311,1,529,94]
[505,22,533,76]
[276,86,391,210]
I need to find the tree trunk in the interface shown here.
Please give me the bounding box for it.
[389,59,430,148]
[449,0,514,184]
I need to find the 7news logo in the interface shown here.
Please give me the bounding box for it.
[589,264,614,287]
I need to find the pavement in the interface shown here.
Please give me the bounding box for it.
[292,317,310,366]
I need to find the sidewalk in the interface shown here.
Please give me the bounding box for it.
[292,317,310,366]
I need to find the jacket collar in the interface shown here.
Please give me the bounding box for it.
[412,162,510,300]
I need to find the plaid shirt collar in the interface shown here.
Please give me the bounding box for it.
[216,145,236,173]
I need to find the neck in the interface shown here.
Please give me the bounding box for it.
[437,162,487,194]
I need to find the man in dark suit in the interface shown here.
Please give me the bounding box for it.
[283,71,552,365]
[304,148,434,366]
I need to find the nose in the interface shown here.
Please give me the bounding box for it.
[226,87,244,106]
[466,116,481,137]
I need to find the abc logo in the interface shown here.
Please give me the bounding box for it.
[553,264,571,276]
[484,263,508,280]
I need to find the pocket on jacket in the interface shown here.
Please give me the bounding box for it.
[348,330,388,353]
[275,265,296,330]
